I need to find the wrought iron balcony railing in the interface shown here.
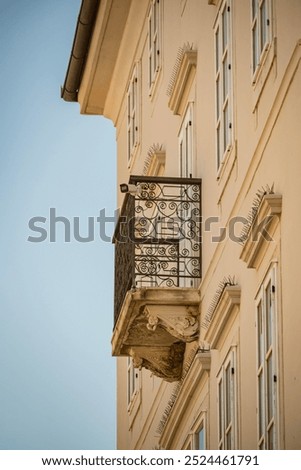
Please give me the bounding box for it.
[113,176,202,326]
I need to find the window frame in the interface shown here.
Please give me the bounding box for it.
[127,357,140,408]
[148,0,162,96]
[192,414,207,450]
[178,102,198,289]
[255,265,278,449]
[251,0,272,78]
[214,0,233,171]
[178,102,194,178]
[217,348,237,450]
[183,412,207,450]
[127,64,140,165]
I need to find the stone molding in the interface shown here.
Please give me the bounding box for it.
[168,50,197,115]
[204,286,241,348]
[240,194,282,269]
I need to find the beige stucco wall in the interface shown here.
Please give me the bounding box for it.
[76,0,301,450]
[112,0,301,450]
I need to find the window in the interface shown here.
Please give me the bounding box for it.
[196,424,206,450]
[215,0,233,170]
[256,266,278,449]
[251,0,272,74]
[178,103,198,288]
[148,0,161,93]
[127,65,139,164]
[217,349,237,449]
[127,357,139,406]
[193,419,206,450]
[179,103,194,178]
[184,414,207,450]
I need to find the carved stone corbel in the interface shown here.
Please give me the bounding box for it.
[144,305,199,342]
[129,343,185,382]
[112,287,201,382]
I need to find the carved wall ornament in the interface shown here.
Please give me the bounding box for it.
[129,343,185,382]
[144,305,199,342]
[111,287,201,382]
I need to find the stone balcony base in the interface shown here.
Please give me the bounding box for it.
[112,288,200,382]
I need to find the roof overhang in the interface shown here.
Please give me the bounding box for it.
[61,0,134,119]
[61,0,100,102]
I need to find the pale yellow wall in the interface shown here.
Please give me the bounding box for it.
[78,0,301,450]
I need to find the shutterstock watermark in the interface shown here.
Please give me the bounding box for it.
[27,208,116,243]
[27,208,274,244]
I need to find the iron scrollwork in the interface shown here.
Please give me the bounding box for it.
[113,176,202,325]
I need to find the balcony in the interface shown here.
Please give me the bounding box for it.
[112,176,202,381]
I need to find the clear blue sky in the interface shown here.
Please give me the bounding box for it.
[0,0,117,449]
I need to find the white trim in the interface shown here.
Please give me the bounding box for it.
[214,0,233,171]
[148,0,162,97]
[251,0,273,79]
[127,63,140,167]
[178,102,194,178]
[191,412,207,450]
[255,263,278,449]
[126,357,139,408]
[217,347,237,449]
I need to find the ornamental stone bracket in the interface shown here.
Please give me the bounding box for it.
[145,305,199,342]
[111,287,200,382]
[129,344,185,382]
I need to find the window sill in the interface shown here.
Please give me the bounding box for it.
[217,140,237,203]
[127,142,140,170]
[149,67,162,102]
[127,387,141,429]
[252,37,277,112]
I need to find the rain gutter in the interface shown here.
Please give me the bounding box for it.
[61,0,100,102]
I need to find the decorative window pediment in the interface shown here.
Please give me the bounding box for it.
[203,281,241,348]
[240,193,282,269]
[167,45,197,115]
[143,144,165,176]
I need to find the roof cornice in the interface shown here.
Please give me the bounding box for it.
[61,0,100,102]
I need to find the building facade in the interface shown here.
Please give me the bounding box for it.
[62,0,301,450]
